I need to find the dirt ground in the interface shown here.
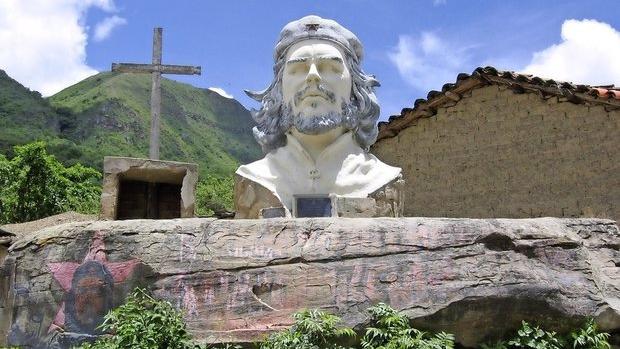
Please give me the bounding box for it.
[0,211,97,241]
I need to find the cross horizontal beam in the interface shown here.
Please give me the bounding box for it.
[111,63,201,75]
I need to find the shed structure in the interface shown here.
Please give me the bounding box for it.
[373,66,620,220]
[100,156,198,220]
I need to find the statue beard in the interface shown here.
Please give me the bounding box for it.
[280,91,357,136]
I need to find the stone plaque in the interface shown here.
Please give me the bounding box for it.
[293,195,332,218]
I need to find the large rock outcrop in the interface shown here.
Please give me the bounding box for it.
[1,217,619,348]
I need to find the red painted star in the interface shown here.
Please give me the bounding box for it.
[47,231,140,332]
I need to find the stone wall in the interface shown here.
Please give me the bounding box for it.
[1,218,618,348]
[373,85,620,220]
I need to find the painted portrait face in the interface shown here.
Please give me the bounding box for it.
[282,39,352,119]
[65,261,114,334]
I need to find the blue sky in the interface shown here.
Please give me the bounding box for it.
[1,0,619,121]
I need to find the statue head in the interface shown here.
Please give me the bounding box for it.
[246,15,380,153]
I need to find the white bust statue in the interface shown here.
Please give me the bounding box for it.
[235,15,403,218]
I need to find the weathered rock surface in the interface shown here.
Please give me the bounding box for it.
[1,217,619,348]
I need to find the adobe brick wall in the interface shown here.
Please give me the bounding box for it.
[372,85,620,220]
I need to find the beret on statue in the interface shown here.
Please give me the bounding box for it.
[274,15,364,63]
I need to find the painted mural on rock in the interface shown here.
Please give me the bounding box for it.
[6,230,146,348]
[1,218,619,348]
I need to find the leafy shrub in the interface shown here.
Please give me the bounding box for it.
[195,174,234,216]
[483,319,610,349]
[72,291,611,349]
[0,141,101,224]
[361,303,454,349]
[75,288,239,349]
[77,288,195,349]
[259,308,355,349]
[507,321,564,349]
[569,319,610,349]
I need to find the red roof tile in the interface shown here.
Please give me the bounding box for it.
[591,87,620,99]
[377,66,620,141]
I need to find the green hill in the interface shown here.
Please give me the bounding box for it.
[0,70,61,155]
[0,70,261,177]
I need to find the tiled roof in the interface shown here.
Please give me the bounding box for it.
[377,66,620,141]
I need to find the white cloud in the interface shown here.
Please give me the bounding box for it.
[93,15,126,42]
[0,0,117,96]
[388,32,468,91]
[208,87,234,99]
[522,19,620,85]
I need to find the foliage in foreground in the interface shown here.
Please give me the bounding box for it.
[77,288,193,349]
[257,304,610,349]
[482,319,610,349]
[74,290,611,349]
[0,142,101,224]
[507,320,565,349]
[259,308,355,349]
[570,319,611,349]
[360,303,454,349]
[76,288,239,349]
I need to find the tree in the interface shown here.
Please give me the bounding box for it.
[0,141,101,224]
[0,153,13,223]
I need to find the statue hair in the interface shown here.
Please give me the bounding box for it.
[245,47,380,153]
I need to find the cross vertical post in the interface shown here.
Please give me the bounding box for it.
[111,28,201,160]
[150,28,162,159]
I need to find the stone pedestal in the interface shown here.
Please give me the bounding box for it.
[100,157,198,220]
[234,174,405,218]
[1,217,618,348]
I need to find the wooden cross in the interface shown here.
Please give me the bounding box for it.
[112,28,201,160]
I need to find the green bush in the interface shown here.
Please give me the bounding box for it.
[77,288,195,349]
[570,319,610,349]
[195,174,234,216]
[259,308,355,349]
[70,290,611,349]
[482,319,611,349]
[361,303,454,349]
[0,141,101,224]
[507,321,564,349]
[75,288,239,349]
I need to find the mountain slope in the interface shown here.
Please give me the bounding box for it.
[0,70,261,177]
[0,70,62,156]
